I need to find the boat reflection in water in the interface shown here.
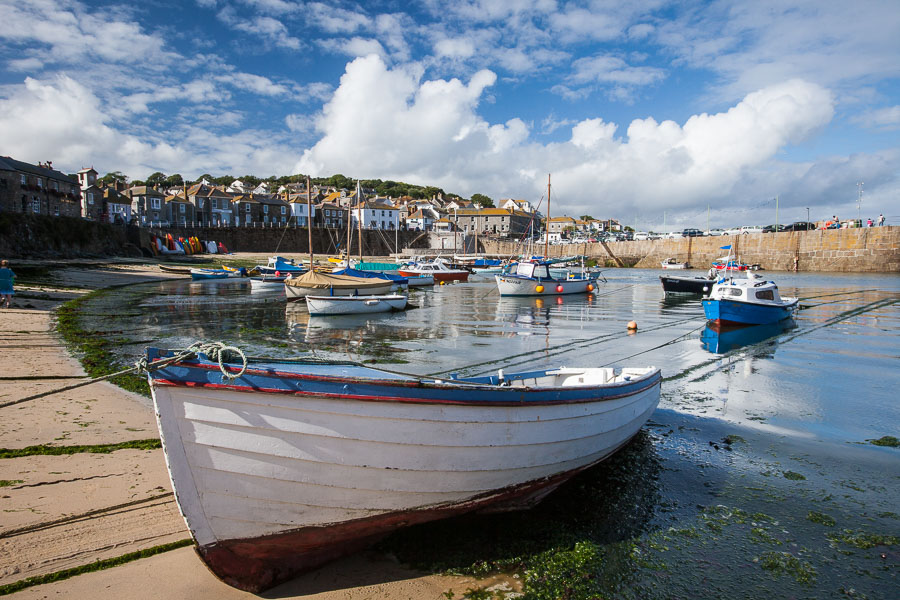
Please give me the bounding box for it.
[700,319,796,354]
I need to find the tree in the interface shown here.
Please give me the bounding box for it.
[165,173,184,188]
[98,171,128,185]
[579,214,595,221]
[471,193,494,208]
[145,172,167,187]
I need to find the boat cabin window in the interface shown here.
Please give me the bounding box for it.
[515,262,548,278]
[727,288,743,297]
[755,290,774,300]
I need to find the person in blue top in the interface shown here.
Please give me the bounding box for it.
[0,260,15,308]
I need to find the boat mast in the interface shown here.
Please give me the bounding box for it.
[544,173,550,259]
[306,176,313,270]
[346,194,352,261]
[357,180,363,263]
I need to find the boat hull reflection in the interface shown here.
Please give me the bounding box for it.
[700,319,796,354]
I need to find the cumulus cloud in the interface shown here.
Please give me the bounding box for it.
[294,58,839,220]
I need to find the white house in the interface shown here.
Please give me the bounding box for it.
[353,200,399,230]
[286,195,316,226]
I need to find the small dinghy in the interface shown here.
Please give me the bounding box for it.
[306,294,408,315]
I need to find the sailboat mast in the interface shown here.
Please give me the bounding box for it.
[544,174,550,259]
[346,195,352,261]
[306,176,313,270]
[357,181,363,263]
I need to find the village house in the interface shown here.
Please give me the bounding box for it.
[406,208,434,231]
[500,198,538,214]
[103,186,132,224]
[285,193,316,227]
[449,208,533,237]
[127,186,167,225]
[316,202,345,229]
[353,199,399,230]
[547,216,577,237]
[0,156,81,217]
[186,183,234,226]
[256,195,290,225]
[165,194,195,226]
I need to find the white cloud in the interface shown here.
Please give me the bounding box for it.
[434,37,476,59]
[853,105,900,131]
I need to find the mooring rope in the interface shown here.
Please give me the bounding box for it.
[0,341,248,410]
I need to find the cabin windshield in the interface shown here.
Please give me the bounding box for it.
[755,290,774,300]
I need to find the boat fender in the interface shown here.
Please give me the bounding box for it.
[535,285,544,293]
[556,285,564,293]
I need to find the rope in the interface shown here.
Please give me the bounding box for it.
[0,341,248,410]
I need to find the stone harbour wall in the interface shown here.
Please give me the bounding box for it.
[481,227,900,273]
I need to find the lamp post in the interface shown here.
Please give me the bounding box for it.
[856,182,864,225]
[806,207,810,226]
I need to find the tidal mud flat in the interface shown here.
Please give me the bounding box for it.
[1,260,898,599]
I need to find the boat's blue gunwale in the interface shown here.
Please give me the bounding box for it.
[702,297,797,325]
[146,350,661,406]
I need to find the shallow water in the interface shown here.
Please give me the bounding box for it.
[81,268,900,598]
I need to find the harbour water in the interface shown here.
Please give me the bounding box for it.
[81,268,899,598]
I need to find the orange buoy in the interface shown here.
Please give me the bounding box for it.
[627,321,638,331]
[535,285,544,293]
[587,284,594,292]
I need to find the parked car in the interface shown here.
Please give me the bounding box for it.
[633,231,650,241]
[724,225,763,235]
[762,224,785,233]
[681,228,704,237]
[666,231,683,239]
[783,221,816,232]
[706,228,725,236]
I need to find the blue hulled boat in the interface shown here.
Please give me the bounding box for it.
[702,272,798,325]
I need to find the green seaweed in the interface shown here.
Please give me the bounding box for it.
[826,530,899,549]
[783,471,806,481]
[0,539,192,596]
[0,439,160,459]
[756,551,817,584]
[807,511,837,527]
[868,436,899,448]
[0,480,24,487]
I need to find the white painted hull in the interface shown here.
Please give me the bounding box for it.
[495,274,595,296]
[306,294,408,315]
[284,281,394,300]
[151,382,658,548]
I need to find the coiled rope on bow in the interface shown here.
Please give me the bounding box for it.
[0,340,247,409]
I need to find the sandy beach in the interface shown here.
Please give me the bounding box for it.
[0,257,497,599]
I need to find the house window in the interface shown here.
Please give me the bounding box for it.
[179,204,185,214]
[20,174,27,185]
[54,206,60,216]
[245,203,250,211]
[211,198,217,209]
[51,181,58,191]
[151,197,161,209]
[198,198,204,207]
[33,199,41,213]
[281,206,286,215]
[36,179,43,189]
[263,205,269,214]
[281,216,286,223]
[88,193,94,205]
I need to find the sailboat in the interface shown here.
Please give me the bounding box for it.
[494,175,598,296]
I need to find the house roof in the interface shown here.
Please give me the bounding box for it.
[0,156,78,183]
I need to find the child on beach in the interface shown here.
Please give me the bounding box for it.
[0,260,14,308]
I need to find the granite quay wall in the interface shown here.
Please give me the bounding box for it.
[0,212,140,258]
[139,225,426,257]
[480,226,900,273]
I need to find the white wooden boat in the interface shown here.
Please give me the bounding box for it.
[306,294,408,315]
[284,271,393,301]
[145,347,661,592]
[249,275,288,290]
[660,258,690,269]
[405,274,435,287]
[495,261,596,296]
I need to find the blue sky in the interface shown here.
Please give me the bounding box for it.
[1,0,898,229]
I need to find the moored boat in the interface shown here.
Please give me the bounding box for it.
[661,257,690,269]
[256,256,306,276]
[306,294,408,315]
[702,271,798,325]
[284,270,394,301]
[495,261,597,296]
[190,268,242,281]
[249,275,289,290]
[659,272,716,296]
[398,258,469,283]
[145,345,661,592]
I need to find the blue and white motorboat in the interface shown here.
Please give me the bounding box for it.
[255,256,307,276]
[190,268,245,281]
[495,260,597,296]
[702,271,798,325]
[700,319,796,353]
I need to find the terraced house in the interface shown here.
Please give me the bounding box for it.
[0,156,81,217]
[186,183,234,226]
[450,208,533,237]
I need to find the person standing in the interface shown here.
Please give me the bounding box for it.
[0,260,14,308]
[878,214,885,226]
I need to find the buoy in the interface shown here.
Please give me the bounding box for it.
[587,284,594,292]
[535,285,544,293]
[627,321,638,331]
[275,271,281,277]
[556,285,564,293]
[440,280,446,285]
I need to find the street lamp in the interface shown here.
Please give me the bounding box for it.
[806,207,810,225]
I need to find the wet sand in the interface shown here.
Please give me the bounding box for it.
[0,258,487,599]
